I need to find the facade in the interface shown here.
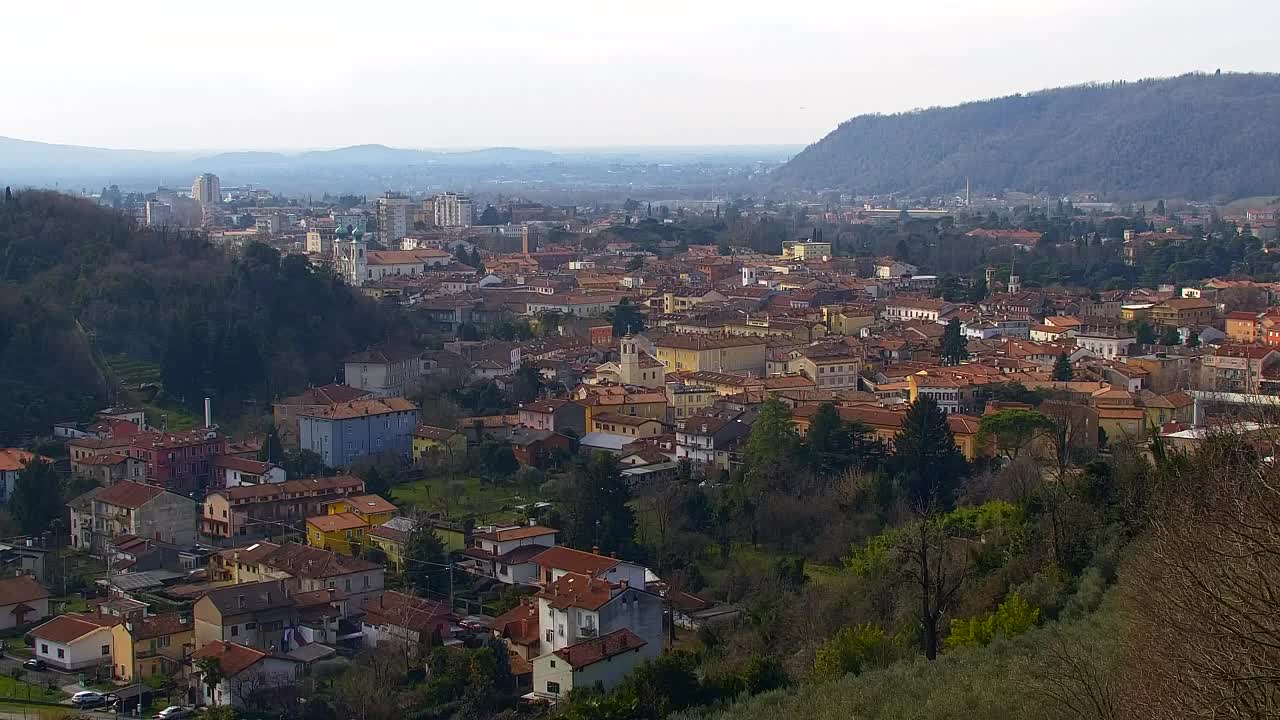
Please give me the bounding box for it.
[674,414,750,472]
[517,399,587,435]
[461,525,559,585]
[781,240,832,260]
[1200,344,1280,393]
[649,334,767,374]
[201,475,365,543]
[69,481,199,554]
[193,580,300,651]
[376,194,414,243]
[110,612,195,683]
[411,425,467,463]
[251,542,384,606]
[0,576,50,630]
[299,398,419,467]
[30,614,116,672]
[192,174,221,206]
[127,430,226,494]
[213,457,286,488]
[71,452,145,486]
[531,628,651,700]
[365,249,451,282]
[588,413,665,439]
[192,641,301,708]
[361,591,452,655]
[433,192,473,228]
[343,346,424,398]
[1075,326,1137,359]
[273,384,372,448]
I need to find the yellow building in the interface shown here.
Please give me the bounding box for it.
[412,425,467,463]
[667,384,717,421]
[307,513,369,556]
[307,494,396,555]
[367,517,466,570]
[782,240,832,260]
[651,334,767,374]
[110,613,195,683]
[328,494,397,526]
[574,387,668,428]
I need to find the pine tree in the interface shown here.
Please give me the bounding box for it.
[743,398,800,492]
[11,458,63,535]
[805,403,854,476]
[404,520,449,596]
[1052,353,1073,381]
[1187,330,1201,348]
[892,397,968,508]
[258,425,285,465]
[940,318,968,366]
[562,453,636,555]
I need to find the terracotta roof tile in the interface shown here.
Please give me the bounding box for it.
[553,628,646,668]
[191,640,267,676]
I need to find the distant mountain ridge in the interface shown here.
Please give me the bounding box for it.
[771,72,1280,200]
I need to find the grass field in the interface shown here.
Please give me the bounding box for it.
[390,475,542,524]
[0,702,78,720]
[0,676,67,703]
[103,355,199,431]
[699,543,845,589]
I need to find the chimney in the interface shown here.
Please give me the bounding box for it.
[592,546,600,555]
[609,551,617,559]
[204,398,213,429]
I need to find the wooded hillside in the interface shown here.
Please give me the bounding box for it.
[771,72,1280,200]
[0,190,405,444]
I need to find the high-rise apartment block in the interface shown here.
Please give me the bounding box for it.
[433,192,473,228]
[376,193,414,242]
[192,173,221,206]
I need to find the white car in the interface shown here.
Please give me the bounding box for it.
[156,706,194,720]
[71,691,105,707]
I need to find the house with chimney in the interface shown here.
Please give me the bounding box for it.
[361,590,453,655]
[193,580,301,652]
[460,525,558,585]
[531,627,652,701]
[201,475,365,544]
[110,610,195,683]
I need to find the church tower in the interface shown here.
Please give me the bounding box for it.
[618,334,640,386]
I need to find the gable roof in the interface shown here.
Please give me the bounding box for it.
[199,580,295,615]
[191,640,268,677]
[121,612,192,641]
[537,571,613,611]
[0,576,49,608]
[307,513,367,533]
[530,546,620,577]
[0,450,51,472]
[473,525,558,543]
[31,614,111,643]
[552,628,646,669]
[262,542,379,579]
[364,591,452,633]
[93,481,165,509]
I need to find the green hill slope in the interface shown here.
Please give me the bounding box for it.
[0,190,407,444]
[771,72,1280,200]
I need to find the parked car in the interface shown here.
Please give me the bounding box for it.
[71,691,105,707]
[23,658,45,670]
[155,706,194,720]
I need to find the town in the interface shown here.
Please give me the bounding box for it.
[0,166,1278,720]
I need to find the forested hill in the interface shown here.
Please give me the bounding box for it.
[0,190,405,444]
[771,72,1280,200]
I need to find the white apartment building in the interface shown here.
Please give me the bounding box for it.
[433,192,473,228]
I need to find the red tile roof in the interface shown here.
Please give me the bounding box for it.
[473,525,558,543]
[31,614,111,643]
[537,572,614,611]
[553,628,646,669]
[530,546,620,577]
[0,576,49,608]
[0,450,51,473]
[307,513,366,533]
[191,640,267,676]
[94,481,164,509]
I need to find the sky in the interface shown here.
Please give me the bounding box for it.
[8,0,1280,151]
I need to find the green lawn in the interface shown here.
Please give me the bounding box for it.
[390,475,542,524]
[0,702,78,720]
[104,355,199,431]
[0,676,68,703]
[699,543,845,589]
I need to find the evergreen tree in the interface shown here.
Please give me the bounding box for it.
[1187,330,1201,348]
[404,520,449,597]
[969,272,988,302]
[258,425,285,465]
[891,397,968,508]
[560,453,636,555]
[11,458,62,535]
[805,403,854,476]
[469,248,483,269]
[611,298,645,337]
[940,318,968,366]
[1052,352,1073,381]
[1161,326,1182,346]
[742,398,800,493]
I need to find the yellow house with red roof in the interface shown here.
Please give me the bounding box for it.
[306,494,396,555]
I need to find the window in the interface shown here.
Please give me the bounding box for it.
[57,648,65,659]
[363,576,370,589]
[101,644,110,656]
[344,579,352,592]
[246,622,257,630]
[549,660,556,668]
[230,625,239,637]
[547,682,560,695]
[40,644,47,654]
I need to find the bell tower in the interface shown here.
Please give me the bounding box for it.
[618,334,640,386]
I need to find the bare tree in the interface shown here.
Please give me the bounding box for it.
[1121,434,1280,719]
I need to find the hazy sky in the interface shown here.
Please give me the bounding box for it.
[8,0,1279,151]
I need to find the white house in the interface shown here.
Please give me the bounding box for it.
[213,457,286,488]
[30,614,115,671]
[461,525,558,585]
[533,572,664,655]
[191,640,302,708]
[530,546,649,589]
[882,298,952,323]
[0,576,50,630]
[1075,327,1137,359]
[531,628,650,700]
[875,260,919,279]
